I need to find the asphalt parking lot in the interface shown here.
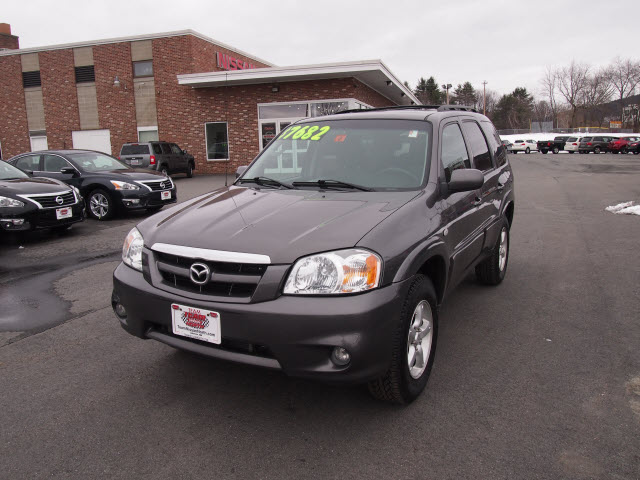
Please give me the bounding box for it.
[1,153,639,479]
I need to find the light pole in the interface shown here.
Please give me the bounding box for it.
[441,83,452,105]
[482,80,488,115]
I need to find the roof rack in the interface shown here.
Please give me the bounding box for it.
[335,105,478,115]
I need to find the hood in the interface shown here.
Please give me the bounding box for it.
[139,186,418,264]
[85,169,166,181]
[0,176,70,196]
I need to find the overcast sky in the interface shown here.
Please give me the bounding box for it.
[4,0,639,99]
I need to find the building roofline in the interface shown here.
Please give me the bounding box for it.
[0,29,275,66]
[177,59,420,105]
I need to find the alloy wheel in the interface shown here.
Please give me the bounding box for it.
[407,300,434,379]
[90,192,109,219]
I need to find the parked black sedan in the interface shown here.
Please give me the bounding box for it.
[8,150,177,220]
[0,160,84,233]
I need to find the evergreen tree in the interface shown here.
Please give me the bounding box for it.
[414,76,442,105]
[452,82,477,106]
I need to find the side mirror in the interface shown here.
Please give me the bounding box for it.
[235,165,248,179]
[448,168,484,193]
[182,149,188,155]
[25,169,34,176]
[60,167,77,176]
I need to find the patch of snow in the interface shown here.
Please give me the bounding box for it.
[605,201,640,216]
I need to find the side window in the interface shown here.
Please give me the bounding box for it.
[170,144,182,154]
[43,154,71,172]
[480,121,506,167]
[462,121,493,171]
[16,155,41,171]
[160,143,172,155]
[441,123,470,182]
[152,143,162,155]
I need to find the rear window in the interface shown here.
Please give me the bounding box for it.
[567,137,578,142]
[582,137,592,141]
[121,144,150,155]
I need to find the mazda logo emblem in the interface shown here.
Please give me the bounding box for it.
[55,196,64,205]
[189,263,211,285]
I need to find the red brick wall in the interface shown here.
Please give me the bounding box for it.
[0,55,29,158]
[39,49,81,150]
[0,34,19,50]
[93,43,138,155]
[158,77,395,175]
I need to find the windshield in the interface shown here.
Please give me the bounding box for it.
[240,119,431,190]
[0,161,29,180]
[70,152,129,172]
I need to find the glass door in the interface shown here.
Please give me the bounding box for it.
[263,119,307,175]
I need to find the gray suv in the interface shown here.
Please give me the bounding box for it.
[119,141,195,177]
[112,106,515,404]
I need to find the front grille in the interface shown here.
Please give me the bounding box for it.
[24,191,76,209]
[154,251,267,300]
[141,179,173,191]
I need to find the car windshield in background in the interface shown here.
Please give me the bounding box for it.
[121,145,150,155]
[241,119,431,190]
[70,153,129,172]
[0,160,29,180]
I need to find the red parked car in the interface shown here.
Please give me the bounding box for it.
[608,136,640,154]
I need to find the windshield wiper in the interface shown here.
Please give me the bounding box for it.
[238,176,293,189]
[292,179,372,192]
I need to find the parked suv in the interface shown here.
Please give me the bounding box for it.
[112,106,515,404]
[119,141,195,177]
[579,136,618,154]
[609,136,640,154]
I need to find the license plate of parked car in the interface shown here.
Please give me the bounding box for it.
[130,160,140,165]
[171,304,221,344]
[56,207,72,220]
[161,190,171,200]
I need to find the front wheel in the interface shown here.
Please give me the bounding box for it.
[87,189,114,220]
[552,147,559,154]
[621,147,628,154]
[186,162,194,178]
[594,147,601,154]
[475,221,509,285]
[525,147,530,154]
[368,275,438,404]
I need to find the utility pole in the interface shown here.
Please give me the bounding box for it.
[482,81,488,116]
[441,83,452,105]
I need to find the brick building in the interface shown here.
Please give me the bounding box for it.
[0,24,418,173]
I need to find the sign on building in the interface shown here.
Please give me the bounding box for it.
[216,52,257,71]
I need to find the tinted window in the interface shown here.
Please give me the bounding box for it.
[121,144,150,155]
[170,144,182,154]
[0,160,29,179]
[133,60,153,78]
[480,121,506,167]
[15,155,41,171]
[69,153,128,171]
[441,123,470,182]
[43,155,72,172]
[514,139,524,143]
[567,137,578,142]
[160,143,172,155]
[582,137,592,142]
[462,121,493,171]
[152,144,162,155]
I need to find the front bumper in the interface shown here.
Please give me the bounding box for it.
[112,262,412,384]
[115,188,177,210]
[1,201,84,231]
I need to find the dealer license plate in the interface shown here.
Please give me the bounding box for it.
[130,159,140,165]
[161,190,171,200]
[56,207,72,220]
[171,304,221,344]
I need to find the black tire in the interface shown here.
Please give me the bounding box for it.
[368,275,438,405]
[525,147,530,154]
[475,220,509,285]
[569,151,575,154]
[552,147,559,154]
[612,150,619,154]
[146,206,163,214]
[542,150,548,154]
[186,162,194,178]
[594,147,601,154]
[621,147,628,154]
[634,151,639,155]
[87,189,114,220]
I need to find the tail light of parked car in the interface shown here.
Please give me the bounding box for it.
[150,155,156,165]
[587,142,592,146]
[572,143,577,145]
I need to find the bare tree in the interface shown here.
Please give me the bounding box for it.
[479,89,499,118]
[607,57,640,126]
[580,68,613,127]
[556,61,590,128]
[540,66,559,128]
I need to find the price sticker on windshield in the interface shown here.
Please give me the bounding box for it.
[280,125,331,141]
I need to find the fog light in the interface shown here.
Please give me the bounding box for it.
[331,346,351,366]
[114,303,127,318]
[1,218,25,225]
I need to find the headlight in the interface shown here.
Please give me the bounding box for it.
[283,249,381,295]
[122,227,144,271]
[110,180,140,190]
[0,196,25,208]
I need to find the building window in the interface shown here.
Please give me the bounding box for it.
[75,65,95,83]
[22,71,41,88]
[259,104,308,119]
[137,126,158,142]
[133,60,153,78]
[205,122,229,161]
[310,101,350,117]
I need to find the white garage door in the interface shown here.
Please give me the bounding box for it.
[72,129,112,154]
